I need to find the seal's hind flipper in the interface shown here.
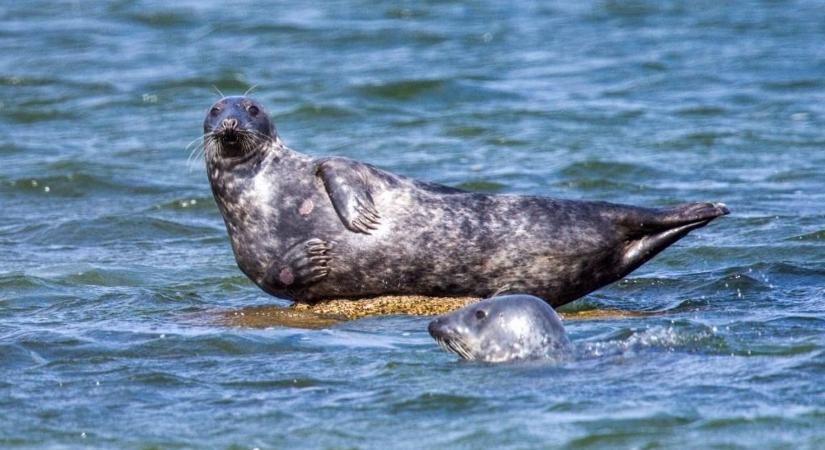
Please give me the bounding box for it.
[649,202,729,229]
[265,239,332,288]
[620,202,729,270]
[316,157,382,235]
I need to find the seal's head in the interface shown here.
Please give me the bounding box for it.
[428,294,571,363]
[203,96,275,162]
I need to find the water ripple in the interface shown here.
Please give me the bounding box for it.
[2,0,825,447]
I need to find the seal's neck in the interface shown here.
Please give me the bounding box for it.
[207,139,271,204]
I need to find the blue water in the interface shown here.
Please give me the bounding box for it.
[2,1,825,448]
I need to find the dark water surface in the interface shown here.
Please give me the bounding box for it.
[2,1,825,448]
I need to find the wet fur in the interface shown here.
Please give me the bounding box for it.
[428,294,571,362]
[204,96,729,307]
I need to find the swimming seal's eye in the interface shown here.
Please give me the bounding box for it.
[475,310,487,320]
[210,107,220,116]
[247,105,260,116]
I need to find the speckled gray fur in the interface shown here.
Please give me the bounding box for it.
[428,294,571,363]
[203,96,730,307]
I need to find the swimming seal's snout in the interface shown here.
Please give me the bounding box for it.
[427,316,450,340]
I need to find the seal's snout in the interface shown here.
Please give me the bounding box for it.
[427,316,448,339]
[217,117,243,145]
[427,317,441,337]
[221,118,239,130]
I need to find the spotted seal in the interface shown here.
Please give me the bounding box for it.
[428,294,571,362]
[202,95,729,307]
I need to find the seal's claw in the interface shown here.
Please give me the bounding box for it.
[350,220,371,235]
[305,239,332,256]
[270,238,332,287]
[309,255,331,266]
[352,214,379,233]
[302,268,329,284]
[356,200,381,220]
[356,205,381,225]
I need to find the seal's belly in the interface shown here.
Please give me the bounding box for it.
[308,194,624,300]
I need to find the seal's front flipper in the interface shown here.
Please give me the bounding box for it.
[621,202,729,270]
[267,239,332,288]
[316,157,382,234]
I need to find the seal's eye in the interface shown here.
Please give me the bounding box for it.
[475,310,487,320]
[247,105,260,116]
[210,107,220,116]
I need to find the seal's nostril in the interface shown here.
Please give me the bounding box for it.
[222,118,239,129]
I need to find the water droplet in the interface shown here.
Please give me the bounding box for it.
[44,186,50,192]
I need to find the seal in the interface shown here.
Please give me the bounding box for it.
[202,96,729,307]
[428,294,571,362]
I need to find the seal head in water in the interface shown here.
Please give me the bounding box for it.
[202,96,729,307]
[428,294,571,363]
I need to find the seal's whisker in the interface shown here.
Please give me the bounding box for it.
[185,133,218,171]
[436,338,452,354]
[202,135,221,161]
[212,85,225,99]
[448,340,472,360]
[184,136,205,152]
[446,335,475,360]
[187,145,207,171]
[244,84,259,96]
[243,129,271,142]
[187,131,215,145]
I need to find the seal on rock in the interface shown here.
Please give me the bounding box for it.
[202,95,729,307]
[428,294,571,362]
